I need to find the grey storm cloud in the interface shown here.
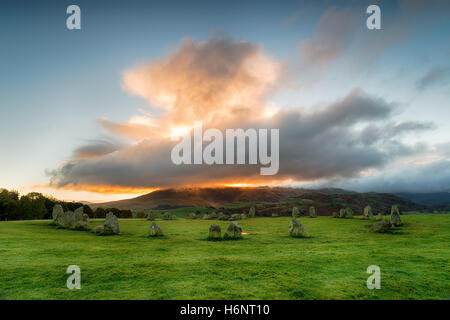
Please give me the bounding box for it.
[49,88,433,189]
[416,65,450,91]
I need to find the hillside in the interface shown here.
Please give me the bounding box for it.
[91,187,426,214]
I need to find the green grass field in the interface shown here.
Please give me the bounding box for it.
[0,214,449,299]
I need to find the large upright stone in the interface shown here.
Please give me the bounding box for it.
[57,211,73,228]
[187,212,197,219]
[223,222,242,239]
[148,222,164,237]
[289,218,309,237]
[363,205,373,219]
[104,212,120,234]
[292,207,300,218]
[74,206,84,215]
[309,206,317,218]
[339,208,346,218]
[74,213,90,230]
[162,212,171,220]
[240,213,248,220]
[208,224,221,240]
[52,204,64,221]
[390,205,402,226]
[248,206,256,218]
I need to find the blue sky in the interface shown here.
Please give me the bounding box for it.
[1,0,449,201]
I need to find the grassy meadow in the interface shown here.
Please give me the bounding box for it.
[0,214,449,299]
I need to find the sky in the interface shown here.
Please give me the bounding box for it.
[0,0,449,202]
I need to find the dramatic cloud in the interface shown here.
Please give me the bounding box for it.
[122,33,281,135]
[416,65,450,91]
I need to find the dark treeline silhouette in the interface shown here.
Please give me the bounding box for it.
[0,188,138,221]
[0,188,91,221]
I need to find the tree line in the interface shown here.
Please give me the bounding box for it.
[0,188,139,221]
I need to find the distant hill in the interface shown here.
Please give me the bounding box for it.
[396,192,450,206]
[91,186,426,214]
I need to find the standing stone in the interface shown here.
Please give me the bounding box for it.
[208,224,221,240]
[292,207,300,218]
[345,207,353,218]
[217,212,225,220]
[369,220,392,233]
[74,213,90,230]
[74,206,84,215]
[223,222,242,239]
[104,212,120,234]
[52,204,64,221]
[289,218,309,237]
[171,214,177,220]
[162,212,171,220]
[58,211,73,228]
[272,213,279,217]
[363,205,373,219]
[240,213,248,220]
[332,211,339,218]
[390,205,402,226]
[339,208,346,218]
[248,206,256,217]
[376,213,383,220]
[148,222,164,237]
[93,225,104,233]
[309,206,317,218]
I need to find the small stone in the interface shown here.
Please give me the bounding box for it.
[208,224,221,240]
[240,213,248,220]
[148,222,164,237]
[369,220,392,233]
[390,205,402,226]
[292,207,300,217]
[309,206,317,218]
[289,218,309,237]
[104,212,120,234]
[332,211,339,218]
[93,225,104,233]
[162,212,171,220]
[223,222,242,239]
[363,205,373,219]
